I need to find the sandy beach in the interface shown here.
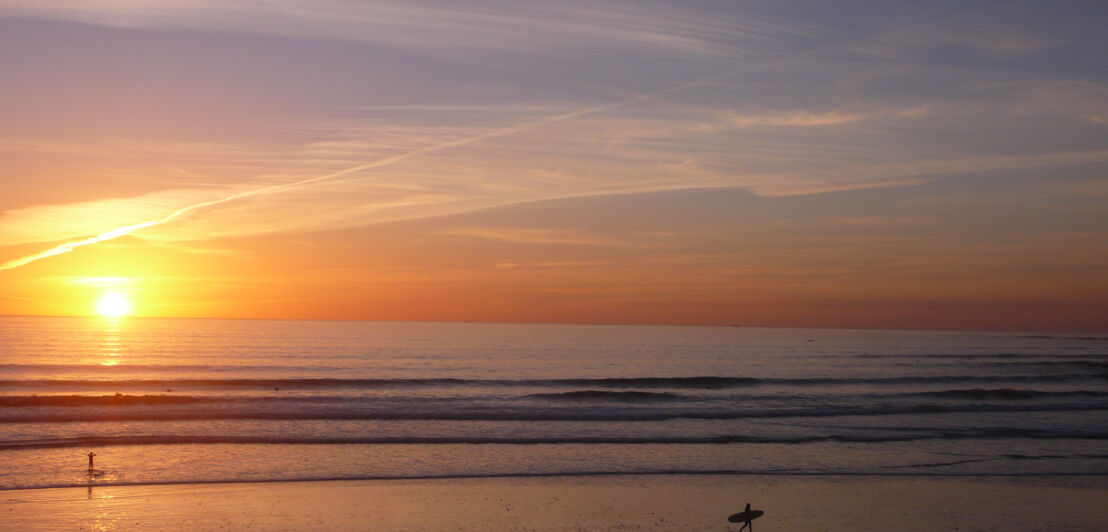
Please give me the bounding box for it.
[4,474,1106,531]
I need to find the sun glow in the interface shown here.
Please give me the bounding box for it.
[95,292,131,317]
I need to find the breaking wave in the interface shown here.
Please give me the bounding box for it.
[1,373,1101,391]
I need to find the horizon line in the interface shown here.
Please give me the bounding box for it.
[0,313,1104,336]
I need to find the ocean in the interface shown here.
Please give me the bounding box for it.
[1,316,1105,491]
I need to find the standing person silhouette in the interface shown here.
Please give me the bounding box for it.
[87,452,96,474]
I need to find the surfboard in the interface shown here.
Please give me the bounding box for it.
[727,510,764,523]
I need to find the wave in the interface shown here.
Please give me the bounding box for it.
[1015,335,1108,341]
[0,394,209,407]
[4,387,1102,408]
[884,453,1108,470]
[4,428,1107,450]
[0,378,472,390]
[11,464,1108,493]
[786,374,1106,386]
[852,353,1108,359]
[2,402,1104,423]
[0,364,340,372]
[0,376,761,390]
[999,361,1107,369]
[898,388,1108,400]
[0,373,1101,391]
[894,360,1108,369]
[525,390,686,401]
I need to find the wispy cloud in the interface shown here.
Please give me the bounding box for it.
[440,227,644,248]
[0,0,788,57]
[727,110,870,127]
[494,260,612,270]
[5,107,1106,264]
[1009,81,1108,123]
[874,21,1053,54]
[749,150,1108,196]
[0,80,706,270]
[826,216,937,227]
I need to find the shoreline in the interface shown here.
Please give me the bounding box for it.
[5,470,1108,493]
[4,474,1106,531]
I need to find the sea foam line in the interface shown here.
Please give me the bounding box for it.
[4,429,1108,450]
[0,373,1101,390]
[3,402,1106,424]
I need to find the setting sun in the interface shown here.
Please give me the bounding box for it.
[95,292,131,317]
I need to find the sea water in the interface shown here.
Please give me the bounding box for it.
[0,316,1105,490]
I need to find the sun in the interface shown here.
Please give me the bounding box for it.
[95,292,131,317]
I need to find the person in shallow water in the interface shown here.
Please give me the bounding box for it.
[87,451,96,473]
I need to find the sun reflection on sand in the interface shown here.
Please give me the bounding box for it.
[83,483,122,531]
[90,509,121,531]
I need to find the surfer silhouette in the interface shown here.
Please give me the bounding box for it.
[728,502,763,530]
[87,451,96,473]
[739,503,753,531]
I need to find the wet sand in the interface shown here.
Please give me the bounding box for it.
[3,475,1106,531]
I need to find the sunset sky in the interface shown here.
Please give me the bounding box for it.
[1,1,1105,331]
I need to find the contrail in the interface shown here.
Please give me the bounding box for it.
[0,80,708,272]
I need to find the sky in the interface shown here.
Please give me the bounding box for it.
[0,1,1105,331]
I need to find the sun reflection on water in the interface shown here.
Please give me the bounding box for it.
[99,323,121,366]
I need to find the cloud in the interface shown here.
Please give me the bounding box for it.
[0,138,95,154]
[0,187,239,248]
[1009,81,1108,123]
[55,276,141,287]
[826,216,937,227]
[2,2,1106,275]
[727,110,869,127]
[494,260,611,270]
[722,106,934,129]
[440,227,642,247]
[860,15,1054,57]
[750,150,1108,196]
[0,81,704,269]
[0,0,788,57]
[4,117,1106,266]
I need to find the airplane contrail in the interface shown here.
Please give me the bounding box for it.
[0,80,708,272]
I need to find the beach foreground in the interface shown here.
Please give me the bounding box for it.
[3,475,1106,531]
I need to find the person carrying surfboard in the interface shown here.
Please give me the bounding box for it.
[739,503,754,531]
[728,502,763,530]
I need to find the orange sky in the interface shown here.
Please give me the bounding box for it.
[1,2,1106,331]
